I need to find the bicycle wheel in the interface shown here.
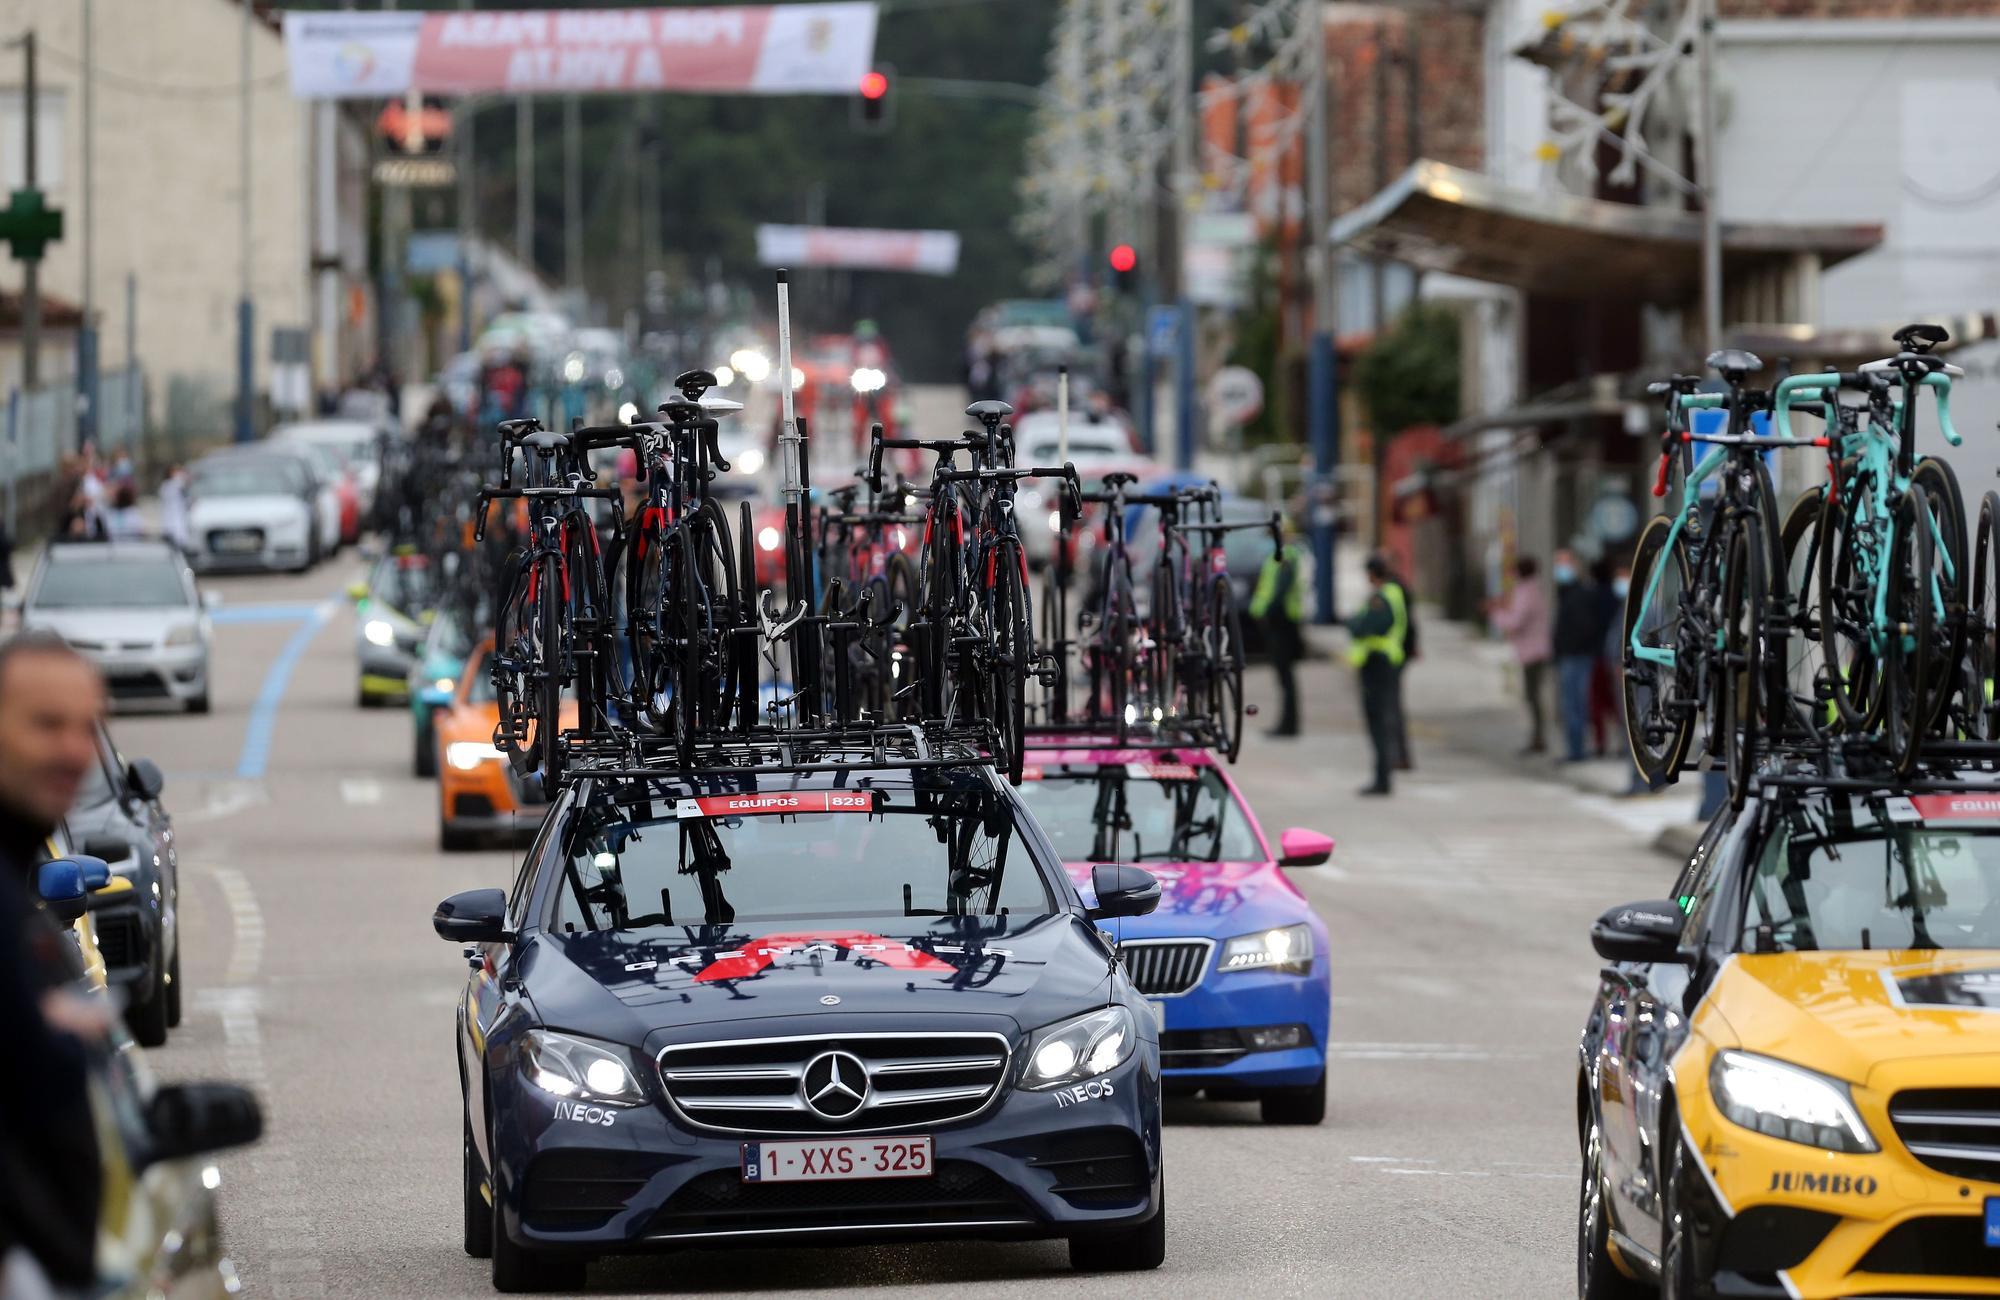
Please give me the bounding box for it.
[917,495,963,720]
[1148,560,1181,724]
[1911,457,1967,734]
[1817,474,1883,730]
[990,540,1030,782]
[1040,579,1067,726]
[1104,556,1137,744]
[1971,492,2000,740]
[735,501,758,731]
[1209,574,1247,762]
[1778,487,1827,741]
[625,510,671,732]
[1623,515,1695,787]
[1885,489,1937,778]
[1720,522,1766,808]
[886,551,920,721]
[491,550,539,768]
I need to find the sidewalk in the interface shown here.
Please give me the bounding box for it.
[1285,599,1707,861]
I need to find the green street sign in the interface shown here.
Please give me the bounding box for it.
[0,188,62,263]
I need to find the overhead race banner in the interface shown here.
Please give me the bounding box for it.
[283,5,879,99]
[755,224,961,276]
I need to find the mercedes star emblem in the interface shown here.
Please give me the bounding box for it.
[800,1049,868,1119]
[820,994,841,1006]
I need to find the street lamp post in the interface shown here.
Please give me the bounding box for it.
[1304,0,1339,622]
[235,0,254,443]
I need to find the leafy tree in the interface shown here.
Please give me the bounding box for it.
[1351,301,1459,435]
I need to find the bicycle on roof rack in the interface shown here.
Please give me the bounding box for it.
[867,400,1081,783]
[1622,348,1835,808]
[1154,486,1278,764]
[814,471,923,723]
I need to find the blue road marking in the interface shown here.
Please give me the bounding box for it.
[210,602,330,625]
[235,603,335,779]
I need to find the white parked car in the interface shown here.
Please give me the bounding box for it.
[271,418,384,516]
[20,540,214,712]
[1011,411,1155,569]
[186,450,324,573]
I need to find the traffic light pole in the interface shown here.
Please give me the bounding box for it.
[235,1,254,443]
[1305,0,1339,624]
[20,30,37,394]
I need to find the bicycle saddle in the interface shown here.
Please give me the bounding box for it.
[1100,470,1141,489]
[522,430,569,453]
[1893,323,1949,354]
[675,369,719,399]
[965,399,1015,424]
[657,397,700,423]
[1704,349,1763,384]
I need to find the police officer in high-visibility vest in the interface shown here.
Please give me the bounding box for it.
[1249,517,1306,737]
[1345,554,1408,795]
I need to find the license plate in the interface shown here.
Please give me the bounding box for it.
[1986,1196,2000,1247]
[215,531,260,553]
[741,1136,933,1184]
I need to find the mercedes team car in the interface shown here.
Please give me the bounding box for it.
[350,550,435,707]
[1015,743,1333,1122]
[434,754,1167,1291]
[1580,774,2000,1298]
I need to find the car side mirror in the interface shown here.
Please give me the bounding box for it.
[1590,898,1690,965]
[37,859,87,924]
[1277,828,1334,868]
[127,757,165,801]
[144,1082,262,1165]
[69,855,112,892]
[434,888,512,944]
[1085,864,1160,922]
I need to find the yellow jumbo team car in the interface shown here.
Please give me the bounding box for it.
[1580,781,2000,1298]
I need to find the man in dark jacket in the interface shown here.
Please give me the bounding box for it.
[0,633,110,1290]
[1552,547,1608,763]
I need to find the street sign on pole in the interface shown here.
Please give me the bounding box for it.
[1145,304,1181,359]
[1206,365,1264,427]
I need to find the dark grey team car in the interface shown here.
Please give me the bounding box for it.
[67,720,181,1046]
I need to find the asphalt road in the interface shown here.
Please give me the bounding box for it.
[125,496,1675,1299]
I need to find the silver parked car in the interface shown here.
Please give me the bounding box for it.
[21,540,214,711]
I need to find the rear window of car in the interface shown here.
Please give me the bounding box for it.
[548,780,1054,931]
[34,555,189,609]
[1013,763,1262,863]
[1746,796,2000,951]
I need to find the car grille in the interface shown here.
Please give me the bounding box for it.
[1118,939,1211,996]
[656,1032,1011,1136]
[1856,1214,2000,1278]
[93,913,144,972]
[1890,1089,2000,1182]
[105,671,170,699]
[648,1160,1029,1239]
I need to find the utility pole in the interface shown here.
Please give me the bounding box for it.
[457,0,475,355]
[1370,18,1388,336]
[515,96,534,271]
[1170,0,1195,470]
[20,29,37,395]
[1305,0,1339,622]
[78,0,96,447]
[235,0,254,442]
[562,94,582,293]
[1695,0,1721,354]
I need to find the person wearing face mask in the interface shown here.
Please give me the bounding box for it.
[1551,547,1609,764]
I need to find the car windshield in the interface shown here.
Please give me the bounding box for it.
[193,460,301,497]
[34,556,188,609]
[1746,798,2000,951]
[1013,763,1262,863]
[549,781,1054,931]
[371,559,433,612]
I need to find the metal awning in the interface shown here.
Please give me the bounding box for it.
[1332,160,1882,301]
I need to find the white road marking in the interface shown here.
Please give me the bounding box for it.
[180,781,268,826]
[339,777,383,805]
[1329,1041,1542,1061]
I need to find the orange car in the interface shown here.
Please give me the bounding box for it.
[434,639,576,851]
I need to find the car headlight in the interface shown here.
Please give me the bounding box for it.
[163,622,200,647]
[1048,510,1063,533]
[1710,1050,1877,1153]
[730,348,772,384]
[521,1029,645,1106]
[714,365,735,388]
[1218,923,1313,975]
[433,677,456,693]
[734,447,765,476]
[445,741,505,770]
[1021,1005,1136,1090]
[757,525,782,553]
[850,366,887,394]
[363,619,396,647]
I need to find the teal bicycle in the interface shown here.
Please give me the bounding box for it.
[1773,324,1969,775]
[1622,351,1832,806]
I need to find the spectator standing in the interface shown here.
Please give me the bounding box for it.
[105,483,144,539]
[1552,548,1608,763]
[158,464,190,552]
[1345,555,1408,795]
[1487,556,1553,755]
[1587,557,1620,757]
[1373,555,1419,771]
[1248,518,1306,737]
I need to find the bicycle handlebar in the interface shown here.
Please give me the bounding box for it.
[1773,368,1961,445]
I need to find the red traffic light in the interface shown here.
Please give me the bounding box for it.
[1108,244,1137,274]
[860,71,889,100]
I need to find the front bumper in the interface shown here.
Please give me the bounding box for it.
[357,641,419,695]
[89,892,160,990]
[487,1050,1161,1254]
[441,760,547,836]
[190,529,310,572]
[78,645,208,705]
[1676,1047,2000,1297]
[1150,962,1330,1091]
